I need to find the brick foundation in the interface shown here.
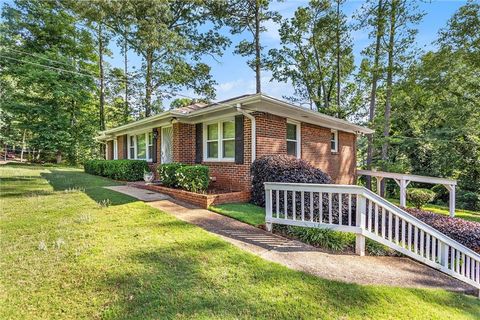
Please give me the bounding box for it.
[134,183,251,209]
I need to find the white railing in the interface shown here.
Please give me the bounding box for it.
[264,182,480,290]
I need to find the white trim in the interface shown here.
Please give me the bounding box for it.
[203,117,236,162]
[286,119,301,159]
[127,131,153,162]
[331,129,338,153]
[113,139,118,160]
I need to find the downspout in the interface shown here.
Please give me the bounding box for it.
[236,103,256,163]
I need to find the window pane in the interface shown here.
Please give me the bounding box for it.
[136,134,146,159]
[331,141,336,150]
[148,132,153,145]
[287,141,297,157]
[207,123,218,140]
[223,121,235,139]
[130,148,135,159]
[130,136,134,144]
[148,146,153,159]
[223,140,235,158]
[331,132,335,141]
[287,123,297,140]
[207,141,218,158]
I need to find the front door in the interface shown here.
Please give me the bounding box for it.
[161,126,173,163]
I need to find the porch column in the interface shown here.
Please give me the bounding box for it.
[444,184,456,217]
[375,177,383,196]
[394,179,410,208]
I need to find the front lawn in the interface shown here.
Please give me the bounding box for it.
[209,203,266,226]
[1,164,479,319]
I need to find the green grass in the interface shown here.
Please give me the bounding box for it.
[209,203,266,226]
[387,198,480,223]
[1,164,479,319]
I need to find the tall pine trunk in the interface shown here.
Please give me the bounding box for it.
[145,48,153,117]
[254,0,261,93]
[123,29,129,124]
[381,0,397,195]
[98,24,105,132]
[335,0,341,112]
[366,0,385,190]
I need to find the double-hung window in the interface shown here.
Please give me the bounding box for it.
[128,131,154,161]
[113,139,118,160]
[286,121,300,158]
[205,119,235,161]
[331,129,338,153]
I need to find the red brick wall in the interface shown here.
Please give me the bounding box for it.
[106,140,114,160]
[172,122,196,164]
[117,135,126,159]
[255,112,287,157]
[166,114,357,191]
[301,123,356,184]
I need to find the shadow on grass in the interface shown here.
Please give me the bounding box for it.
[100,236,480,319]
[40,169,137,206]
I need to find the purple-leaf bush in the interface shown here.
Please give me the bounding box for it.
[406,208,480,254]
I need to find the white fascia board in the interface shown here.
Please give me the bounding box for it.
[240,94,374,135]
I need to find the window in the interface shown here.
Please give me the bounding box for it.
[205,120,235,161]
[129,136,135,159]
[128,131,154,161]
[331,130,338,152]
[286,122,300,158]
[113,139,118,160]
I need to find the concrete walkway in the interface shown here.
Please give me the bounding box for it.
[107,185,476,294]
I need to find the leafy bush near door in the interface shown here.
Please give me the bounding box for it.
[157,163,210,193]
[84,160,149,181]
[176,165,209,193]
[157,163,186,187]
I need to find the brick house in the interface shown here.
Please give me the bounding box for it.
[98,94,373,191]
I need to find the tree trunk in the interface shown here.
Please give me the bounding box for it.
[335,0,341,113]
[98,24,106,132]
[56,151,62,164]
[123,28,129,124]
[254,0,261,93]
[20,129,26,163]
[366,0,385,190]
[145,48,153,117]
[381,0,397,195]
[3,144,7,161]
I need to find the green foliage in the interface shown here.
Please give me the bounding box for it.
[157,163,187,187]
[406,188,435,209]
[176,165,210,193]
[457,191,480,211]
[287,227,352,252]
[84,159,148,181]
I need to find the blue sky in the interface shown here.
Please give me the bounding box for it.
[1,0,467,104]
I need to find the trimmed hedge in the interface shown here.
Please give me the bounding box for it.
[84,159,149,181]
[406,188,435,208]
[251,155,332,207]
[158,163,186,187]
[176,165,210,193]
[407,208,480,254]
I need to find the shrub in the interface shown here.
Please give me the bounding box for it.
[157,163,186,187]
[84,159,149,181]
[406,208,480,254]
[251,155,332,207]
[286,226,351,252]
[431,184,449,204]
[457,191,480,211]
[406,188,435,208]
[176,165,209,193]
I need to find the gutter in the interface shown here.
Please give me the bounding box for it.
[236,103,256,163]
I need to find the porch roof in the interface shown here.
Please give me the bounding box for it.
[96,93,374,140]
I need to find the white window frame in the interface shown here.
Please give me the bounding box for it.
[113,139,118,160]
[286,120,301,159]
[127,131,153,162]
[203,118,235,162]
[331,129,339,153]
